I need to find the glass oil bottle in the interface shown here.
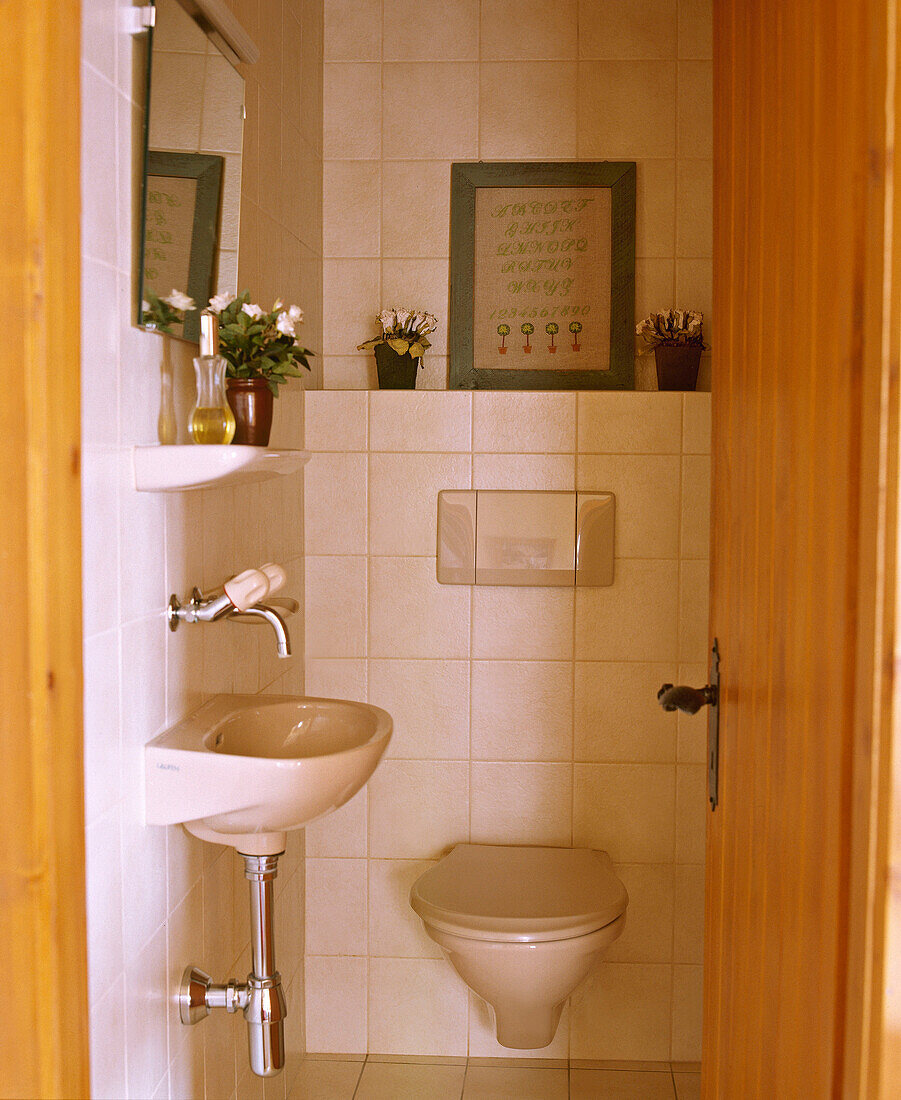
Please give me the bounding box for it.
[190,310,236,444]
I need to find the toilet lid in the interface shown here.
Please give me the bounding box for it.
[410,844,628,943]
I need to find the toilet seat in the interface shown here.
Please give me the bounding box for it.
[410,844,628,943]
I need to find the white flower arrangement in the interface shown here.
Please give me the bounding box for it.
[141,288,196,333]
[636,310,705,354]
[357,307,439,360]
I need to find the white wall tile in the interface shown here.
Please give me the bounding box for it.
[570,962,673,1060]
[606,864,675,964]
[682,393,711,454]
[577,454,681,558]
[471,661,573,761]
[576,560,680,662]
[369,859,443,959]
[578,393,683,454]
[574,662,677,763]
[304,453,368,554]
[304,788,369,858]
[473,392,576,454]
[369,659,470,759]
[369,557,470,658]
[573,763,676,863]
[304,391,369,451]
[681,455,711,559]
[472,587,574,661]
[369,392,472,453]
[306,956,369,1053]
[305,555,368,658]
[671,964,703,1060]
[368,958,469,1055]
[470,762,573,846]
[472,453,576,492]
[368,760,469,858]
[305,858,368,955]
[369,452,471,556]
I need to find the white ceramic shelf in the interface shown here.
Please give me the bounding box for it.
[133,445,309,492]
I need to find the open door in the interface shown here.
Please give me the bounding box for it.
[706,0,901,1095]
[0,1,89,1096]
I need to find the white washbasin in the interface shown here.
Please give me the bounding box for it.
[145,694,392,854]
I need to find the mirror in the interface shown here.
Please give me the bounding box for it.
[138,0,245,343]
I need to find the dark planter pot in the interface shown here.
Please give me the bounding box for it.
[374,343,420,389]
[226,377,274,446]
[654,344,703,391]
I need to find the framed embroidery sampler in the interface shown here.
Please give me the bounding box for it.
[449,161,636,390]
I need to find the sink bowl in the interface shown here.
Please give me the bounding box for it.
[145,694,392,854]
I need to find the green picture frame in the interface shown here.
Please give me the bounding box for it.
[449,161,636,390]
[139,150,224,344]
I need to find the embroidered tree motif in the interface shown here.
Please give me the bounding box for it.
[546,322,559,353]
[569,320,583,351]
[521,322,535,353]
[497,323,511,354]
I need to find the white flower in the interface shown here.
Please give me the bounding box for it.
[208,292,235,314]
[394,308,412,333]
[287,304,303,324]
[163,289,195,311]
[273,298,284,311]
[275,311,296,337]
[141,300,150,312]
[242,302,264,320]
[378,309,396,334]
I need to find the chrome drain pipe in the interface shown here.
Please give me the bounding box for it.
[179,852,287,1077]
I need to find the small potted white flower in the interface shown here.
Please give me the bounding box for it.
[357,308,438,389]
[635,310,706,391]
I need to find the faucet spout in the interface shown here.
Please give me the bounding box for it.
[229,604,292,658]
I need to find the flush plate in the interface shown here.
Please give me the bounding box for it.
[437,490,615,587]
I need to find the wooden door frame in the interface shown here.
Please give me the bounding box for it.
[0,1,89,1097]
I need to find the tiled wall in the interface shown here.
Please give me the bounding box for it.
[79,2,320,1097]
[320,0,712,391]
[301,389,710,1061]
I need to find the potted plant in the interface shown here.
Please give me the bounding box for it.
[521,321,534,353]
[210,290,314,445]
[569,320,583,352]
[636,310,706,391]
[357,308,438,389]
[546,322,559,353]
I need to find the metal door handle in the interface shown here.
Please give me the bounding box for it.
[657,682,717,714]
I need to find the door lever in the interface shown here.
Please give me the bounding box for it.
[656,682,717,715]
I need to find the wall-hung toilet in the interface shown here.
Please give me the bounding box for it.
[410,844,628,1049]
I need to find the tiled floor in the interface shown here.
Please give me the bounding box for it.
[287,1058,701,1099]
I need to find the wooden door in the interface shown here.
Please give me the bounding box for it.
[0,2,89,1097]
[706,0,901,1096]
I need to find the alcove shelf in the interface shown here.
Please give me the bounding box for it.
[132,445,310,492]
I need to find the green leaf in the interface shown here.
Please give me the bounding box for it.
[387,338,410,355]
[409,342,425,359]
[266,378,279,397]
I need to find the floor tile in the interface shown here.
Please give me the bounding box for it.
[355,1060,466,1099]
[462,1064,569,1099]
[673,1072,701,1100]
[571,1068,676,1098]
[286,1058,364,1099]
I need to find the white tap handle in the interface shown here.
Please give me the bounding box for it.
[259,562,287,597]
[223,568,271,612]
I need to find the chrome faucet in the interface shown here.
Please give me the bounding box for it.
[229,604,291,659]
[167,565,293,659]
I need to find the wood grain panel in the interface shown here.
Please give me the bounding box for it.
[0,1,89,1096]
[708,0,901,1095]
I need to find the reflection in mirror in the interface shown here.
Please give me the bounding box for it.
[138,0,245,343]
